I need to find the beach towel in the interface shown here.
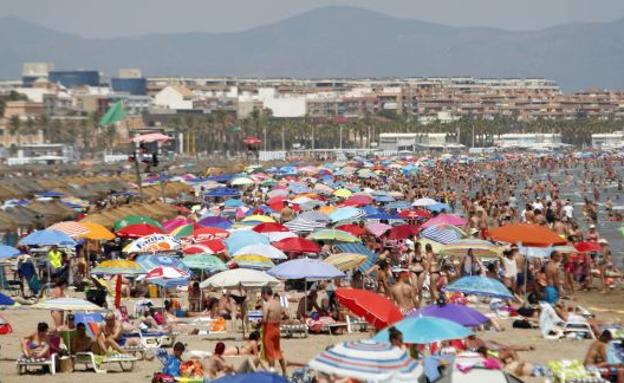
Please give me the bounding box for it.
[306,316,337,333]
[539,302,564,338]
[262,322,283,362]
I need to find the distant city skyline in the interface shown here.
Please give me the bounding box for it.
[1,0,623,38]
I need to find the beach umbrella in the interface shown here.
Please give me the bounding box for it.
[48,221,89,237]
[230,177,255,186]
[335,288,403,330]
[268,258,345,280]
[441,239,502,258]
[182,253,226,272]
[267,189,289,199]
[333,188,353,198]
[444,276,514,300]
[242,215,276,223]
[91,259,145,275]
[518,246,553,259]
[113,215,163,231]
[427,203,452,213]
[398,209,431,219]
[116,223,164,238]
[422,214,467,228]
[205,187,241,198]
[373,316,473,344]
[298,211,330,222]
[193,226,230,240]
[0,245,20,259]
[409,303,490,327]
[163,218,192,233]
[343,195,373,207]
[79,222,116,241]
[144,266,191,287]
[122,234,181,253]
[420,224,464,244]
[335,224,367,237]
[252,222,289,233]
[233,244,287,260]
[200,269,279,289]
[197,216,233,229]
[488,223,566,247]
[309,340,422,383]
[0,292,15,306]
[413,198,438,207]
[329,207,364,223]
[19,229,77,247]
[183,239,225,255]
[225,231,270,254]
[575,241,602,253]
[323,253,368,271]
[366,223,392,237]
[136,254,190,273]
[33,297,105,311]
[132,132,171,143]
[273,237,320,254]
[308,229,360,243]
[228,254,274,270]
[284,219,326,233]
[211,372,290,383]
[386,224,420,240]
[224,198,245,208]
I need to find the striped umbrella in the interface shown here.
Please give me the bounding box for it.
[48,221,89,237]
[297,211,330,222]
[241,215,275,223]
[284,219,326,233]
[309,340,422,383]
[308,229,361,243]
[228,254,274,270]
[324,253,368,271]
[33,298,106,311]
[420,224,464,244]
[441,239,502,258]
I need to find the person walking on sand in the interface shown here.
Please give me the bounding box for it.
[261,286,286,375]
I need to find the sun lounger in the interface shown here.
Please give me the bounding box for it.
[16,353,58,375]
[124,330,176,348]
[540,302,595,340]
[281,323,308,338]
[73,352,137,373]
[547,360,606,383]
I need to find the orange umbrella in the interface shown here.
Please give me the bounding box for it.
[488,223,566,247]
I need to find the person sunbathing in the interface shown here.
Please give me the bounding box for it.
[223,331,261,357]
[70,323,94,354]
[22,322,51,359]
[204,342,265,379]
[93,312,124,355]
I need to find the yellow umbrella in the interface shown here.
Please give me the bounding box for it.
[324,253,368,271]
[242,215,276,223]
[333,188,353,198]
[227,254,274,270]
[319,205,337,215]
[80,222,116,241]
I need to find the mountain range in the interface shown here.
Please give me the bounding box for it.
[1,6,623,90]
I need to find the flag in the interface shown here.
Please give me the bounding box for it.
[229,124,241,133]
[99,101,126,127]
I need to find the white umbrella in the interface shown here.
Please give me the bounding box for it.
[413,197,438,207]
[261,231,298,242]
[233,244,288,260]
[32,298,105,311]
[309,340,423,383]
[231,177,255,186]
[200,269,280,289]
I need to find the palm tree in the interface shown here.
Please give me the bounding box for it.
[8,116,21,147]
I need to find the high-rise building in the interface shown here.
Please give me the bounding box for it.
[111,68,147,95]
[48,70,100,88]
[22,62,54,87]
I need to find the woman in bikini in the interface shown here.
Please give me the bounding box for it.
[22,322,51,359]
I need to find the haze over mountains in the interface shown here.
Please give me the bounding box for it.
[1,6,623,90]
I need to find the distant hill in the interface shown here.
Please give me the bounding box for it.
[1,6,623,90]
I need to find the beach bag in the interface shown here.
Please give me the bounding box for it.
[0,315,12,335]
[152,372,175,383]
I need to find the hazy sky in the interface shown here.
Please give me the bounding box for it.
[2,0,623,38]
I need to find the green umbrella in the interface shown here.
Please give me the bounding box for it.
[308,229,361,243]
[170,223,194,238]
[182,253,226,272]
[113,215,163,231]
[261,179,278,187]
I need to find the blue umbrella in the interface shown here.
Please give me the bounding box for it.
[0,245,20,259]
[207,174,235,183]
[36,191,64,198]
[329,207,364,223]
[374,195,396,203]
[144,277,190,288]
[427,202,451,213]
[198,216,233,229]
[225,231,270,254]
[135,254,191,274]
[0,291,15,306]
[409,303,490,327]
[361,205,381,216]
[385,201,412,209]
[444,276,514,299]
[268,258,345,280]
[212,372,290,383]
[19,229,77,247]
[288,182,310,194]
[224,199,245,208]
[205,187,240,198]
[373,315,473,344]
[420,224,463,244]
[366,212,402,221]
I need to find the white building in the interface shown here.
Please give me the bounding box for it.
[154,86,194,110]
[379,133,464,151]
[7,144,77,165]
[592,131,624,149]
[494,133,562,149]
[257,88,306,118]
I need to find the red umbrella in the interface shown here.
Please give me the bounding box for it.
[335,288,403,330]
[267,195,288,205]
[183,239,226,255]
[398,209,431,219]
[386,224,420,240]
[253,222,290,233]
[116,223,163,238]
[243,136,262,145]
[335,224,367,237]
[342,195,374,207]
[575,241,602,253]
[273,237,320,254]
[193,226,229,240]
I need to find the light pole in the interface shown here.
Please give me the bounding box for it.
[339,125,343,150]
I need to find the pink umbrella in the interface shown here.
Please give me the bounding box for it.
[366,223,392,237]
[132,133,172,143]
[422,214,467,228]
[163,218,192,233]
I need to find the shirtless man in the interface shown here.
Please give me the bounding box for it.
[390,272,418,313]
[584,330,624,383]
[261,286,286,375]
[71,323,94,354]
[544,251,562,305]
[94,312,123,354]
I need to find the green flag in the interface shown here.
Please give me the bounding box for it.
[229,124,241,133]
[99,101,126,127]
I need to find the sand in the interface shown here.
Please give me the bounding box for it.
[0,290,622,383]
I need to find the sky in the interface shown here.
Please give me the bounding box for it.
[2,0,623,38]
